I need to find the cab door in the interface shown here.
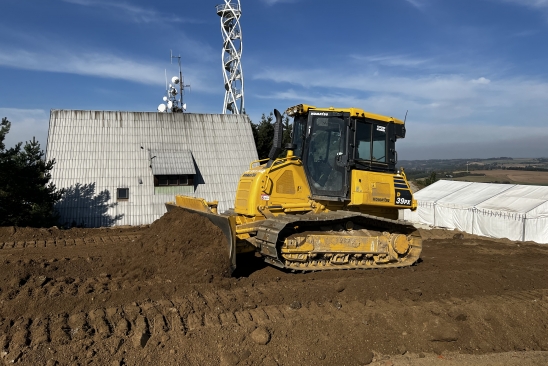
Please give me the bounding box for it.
[302,113,349,200]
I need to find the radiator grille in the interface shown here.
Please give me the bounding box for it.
[276,171,296,195]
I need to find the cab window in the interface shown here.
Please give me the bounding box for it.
[372,125,387,163]
[292,115,307,158]
[356,122,371,160]
[355,121,387,163]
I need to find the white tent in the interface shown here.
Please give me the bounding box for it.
[403,180,548,244]
[403,180,473,227]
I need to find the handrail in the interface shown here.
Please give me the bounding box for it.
[216,3,241,13]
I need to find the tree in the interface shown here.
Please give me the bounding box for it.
[0,117,64,227]
[251,111,293,160]
[255,112,275,160]
[424,172,438,186]
[281,113,292,145]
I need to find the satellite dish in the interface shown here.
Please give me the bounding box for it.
[157,104,167,113]
[171,87,178,95]
[167,101,173,109]
[171,76,180,85]
[162,96,168,102]
[182,103,187,111]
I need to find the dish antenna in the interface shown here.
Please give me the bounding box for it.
[157,51,191,113]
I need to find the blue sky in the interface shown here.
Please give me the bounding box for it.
[0,0,547,160]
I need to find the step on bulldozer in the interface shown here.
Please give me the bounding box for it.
[167,104,422,273]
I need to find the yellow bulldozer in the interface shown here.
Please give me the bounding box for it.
[167,104,422,273]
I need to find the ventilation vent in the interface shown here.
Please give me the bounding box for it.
[276,170,296,195]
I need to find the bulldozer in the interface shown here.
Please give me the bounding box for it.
[167,104,422,273]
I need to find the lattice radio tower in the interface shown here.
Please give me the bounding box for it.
[216,1,244,114]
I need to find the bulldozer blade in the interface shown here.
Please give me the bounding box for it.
[166,203,237,274]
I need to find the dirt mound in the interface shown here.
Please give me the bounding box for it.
[130,208,231,282]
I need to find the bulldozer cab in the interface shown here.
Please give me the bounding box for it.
[291,111,348,200]
[291,106,404,201]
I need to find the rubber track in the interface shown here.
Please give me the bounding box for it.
[0,235,142,250]
[1,289,547,355]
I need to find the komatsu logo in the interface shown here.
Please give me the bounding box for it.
[311,112,329,116]
[373,197,390,202]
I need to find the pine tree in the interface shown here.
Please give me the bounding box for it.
[0,117,64,227]
[250,111,294,160]
[256,112,275,160]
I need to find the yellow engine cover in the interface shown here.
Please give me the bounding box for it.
[234,158,313,217]
[350,170,417,210]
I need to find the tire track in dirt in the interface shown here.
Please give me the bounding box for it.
[0,235,142,250]
[2,289,548,359]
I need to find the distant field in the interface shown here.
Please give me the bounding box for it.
[451,170,548,185]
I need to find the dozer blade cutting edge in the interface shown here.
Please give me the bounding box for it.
[166,198,237,274]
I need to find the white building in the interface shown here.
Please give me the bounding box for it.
[46,110,258,227]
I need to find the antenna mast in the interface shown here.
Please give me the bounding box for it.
[171,50,191,113]
[158,51,190,113]
[216,1,244,114]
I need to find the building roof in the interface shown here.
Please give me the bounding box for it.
[46,110,258,227]
[149,149,196,175]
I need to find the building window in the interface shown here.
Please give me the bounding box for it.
[154,175,192,187]
[117,188,129,200]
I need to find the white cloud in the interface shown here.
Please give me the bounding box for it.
[513,29,539,37]
[253,87,548,159]
[404,0,428,9]
[61,0,200,24]
[0,32,218,93]
[0,49,166,86]
[254,67,548,108]
[252,63,548,159]
[494,0,548,19]
[351,54,431,68]
[0,109,50,149]
[497,0,548,9]
[261,0,299,5]
[471,77,491,84]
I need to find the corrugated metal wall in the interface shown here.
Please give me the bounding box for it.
[46,110,258,227]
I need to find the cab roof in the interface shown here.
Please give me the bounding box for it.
[285,104,404,125]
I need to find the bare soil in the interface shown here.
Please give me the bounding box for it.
[1,209,548,365]
[451,169,548,185]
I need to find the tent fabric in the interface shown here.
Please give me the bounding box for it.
[404,181,473,226]
[402,180,548,244]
